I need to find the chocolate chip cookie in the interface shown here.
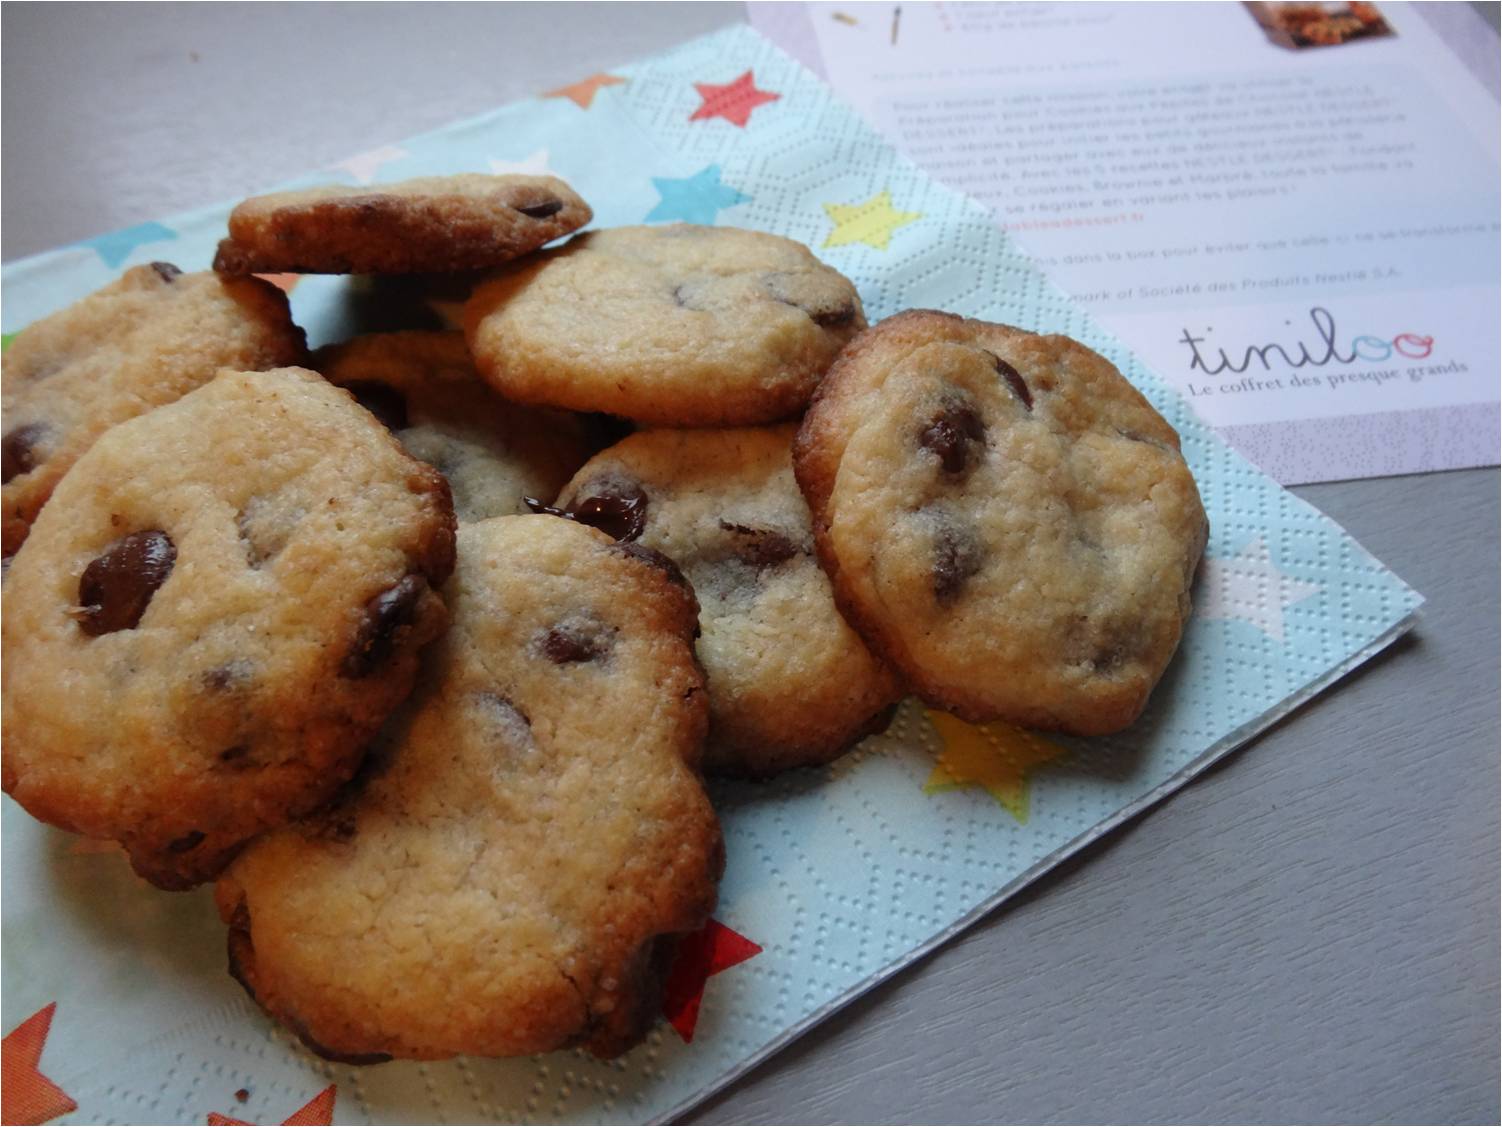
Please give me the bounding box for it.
[215,515,720,1061]
[464,225,865,426]
[2,263,305,555]
[1,367,456,889]
[212,174,591,275]
[555,426,901,776]
[314,331,593,523]
[795,310,1208,735]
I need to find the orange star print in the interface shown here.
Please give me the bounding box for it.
[207,1083,336,1126]
[2,1004,78,1126]
[546,73,626,110]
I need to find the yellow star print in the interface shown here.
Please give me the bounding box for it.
[922,710,1067,823]
[822,190,922,250]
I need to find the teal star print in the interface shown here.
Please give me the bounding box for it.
[645,165,750,225]
[79,221,178,268]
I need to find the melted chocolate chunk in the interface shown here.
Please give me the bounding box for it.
[524,496,571,518]
[150,261,182,283]
[984,351,1033,410]
[575,485,647,541]
[719,521,800,568]
[919,400,986,475]
[340,574,427,678]
[2,422,46,484]
[515,198,563,219]
[932,521,983,606]
[76,530,176,636]
[343,380,408,431]
[540,622,608,664]
[167,830,205,853]
[218,744,251,764]
[525,482,648,542]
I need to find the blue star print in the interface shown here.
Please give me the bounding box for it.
[80,221,178,268]
[645,165,750,225]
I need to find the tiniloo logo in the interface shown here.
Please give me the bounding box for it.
[1177,307,1434,374]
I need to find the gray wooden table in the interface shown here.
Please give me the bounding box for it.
[3,4,1496,1123]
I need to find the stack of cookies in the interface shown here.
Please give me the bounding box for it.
[1,173,1207,1064]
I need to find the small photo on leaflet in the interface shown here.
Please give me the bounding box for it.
[1244,1,1396,49]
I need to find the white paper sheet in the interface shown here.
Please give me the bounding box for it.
[749,0,1501,483]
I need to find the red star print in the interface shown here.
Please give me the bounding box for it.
[207,1083,336,1126]
[2,1004,77,1126]
[661,919,762,1042]
[688,70,780,128]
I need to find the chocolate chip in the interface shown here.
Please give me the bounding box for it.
[984,351,1032,410]
[203,661,251,692]
[150,261,182,283]
[515,198,563,219]
[218,744,250,764]
[234,1090,250,1104]
[76,530,176,636]
[611,541,692,591]
[932,521,983,606]
[167,830,205,853]
[474,692,534,752]
[763,273,857,328]
[919,400,986,475]
[810,303,857,328]
[1092,645,1129,672]
[1114,426,1168,451]
[2,422,46,484]
[719,521,800,568]
[540,621,608,664]
[343,380,408,431]
[477,692,529,722]
[340,574,427,678]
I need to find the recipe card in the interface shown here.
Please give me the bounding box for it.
[750,0,1501,483]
